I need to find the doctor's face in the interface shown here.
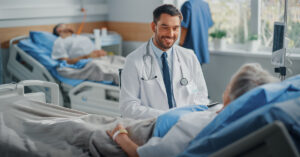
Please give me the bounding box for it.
[151,13,181,51]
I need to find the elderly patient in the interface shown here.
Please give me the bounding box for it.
[0,63,278,157]
[51,24,125,84]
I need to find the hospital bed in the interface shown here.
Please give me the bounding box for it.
[210,121,299,157]
[0,80,299,157]
[7,34,121,117]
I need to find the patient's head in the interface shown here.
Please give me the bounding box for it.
[222,63,279,108]
[53,23,74,38]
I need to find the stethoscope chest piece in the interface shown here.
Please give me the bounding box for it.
[180,78,188,86]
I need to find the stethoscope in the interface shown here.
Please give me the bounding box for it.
[142,40,189,86]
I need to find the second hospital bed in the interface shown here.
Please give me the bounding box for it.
[7,31,122,117]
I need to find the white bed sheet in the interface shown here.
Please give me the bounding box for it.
[0,96,155,157]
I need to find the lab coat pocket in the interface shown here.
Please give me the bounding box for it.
[140,79,165,108]
[187,80,208,105]
[182,80,200,104]
[186,82,199,95]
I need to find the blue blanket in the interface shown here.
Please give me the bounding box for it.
[177,74,300,156]
[18,31,112,86]
[153,105,208,137]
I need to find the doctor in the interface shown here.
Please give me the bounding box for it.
[120,4,209,119]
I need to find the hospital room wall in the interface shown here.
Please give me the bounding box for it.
[202,52,300,102]
[106,0,183,56]
[0,0,108,83]
[107,0,164,56]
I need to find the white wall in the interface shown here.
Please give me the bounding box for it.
[107,0,162,23]
[202,51,300,102]
[0,0,108,28]
[107,0,163,55]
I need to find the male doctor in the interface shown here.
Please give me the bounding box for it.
[120,4,209,119]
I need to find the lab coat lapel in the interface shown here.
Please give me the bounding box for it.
[172,47,181,104]
[149,46,167,97]
[173,46,190,79]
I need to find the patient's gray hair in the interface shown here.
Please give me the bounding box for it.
[228,63,279,100]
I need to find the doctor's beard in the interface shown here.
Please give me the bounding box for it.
[154,33,177,51]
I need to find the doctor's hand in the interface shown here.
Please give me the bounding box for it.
[89,50,107,58]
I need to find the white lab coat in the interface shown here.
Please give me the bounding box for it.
[120,42,209,119]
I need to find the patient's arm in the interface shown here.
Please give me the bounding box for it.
[107,124,139,157]
[59,56,87,64]
[59,50,107,64]
[88,50,107,58]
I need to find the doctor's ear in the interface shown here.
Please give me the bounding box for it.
[151,22,156,33]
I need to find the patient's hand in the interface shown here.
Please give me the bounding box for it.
[107,124,139,157]
[89,50,107,58]
[107,124,127,140]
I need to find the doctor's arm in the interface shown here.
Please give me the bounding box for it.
[120,56,164,119]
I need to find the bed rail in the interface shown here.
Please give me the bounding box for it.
[0,80,59,106]
[9,35,28,47]
[19,80,59,106]
[8,36,63,105]
[69,81,120,116]
[0,83,23,97]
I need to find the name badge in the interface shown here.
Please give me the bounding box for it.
[186,82,199,94]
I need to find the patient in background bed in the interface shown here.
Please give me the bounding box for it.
[52,23,107,64]
[52,24,125,85]
[0,63,278,157]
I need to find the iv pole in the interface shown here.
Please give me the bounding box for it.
[274,0,288,81]
[281,0,288,80]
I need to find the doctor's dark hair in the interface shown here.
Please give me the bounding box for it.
[153,4,182,24]
[53,23,63,36]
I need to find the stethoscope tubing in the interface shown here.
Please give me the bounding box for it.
[142,39,188,86]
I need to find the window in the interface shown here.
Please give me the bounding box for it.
[261,0,300,49]
[207,0,251,45]
[206,0,300,51]
[171,0,300,52]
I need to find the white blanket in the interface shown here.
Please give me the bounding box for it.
[0,96,155,157]
[57,56,125,85]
